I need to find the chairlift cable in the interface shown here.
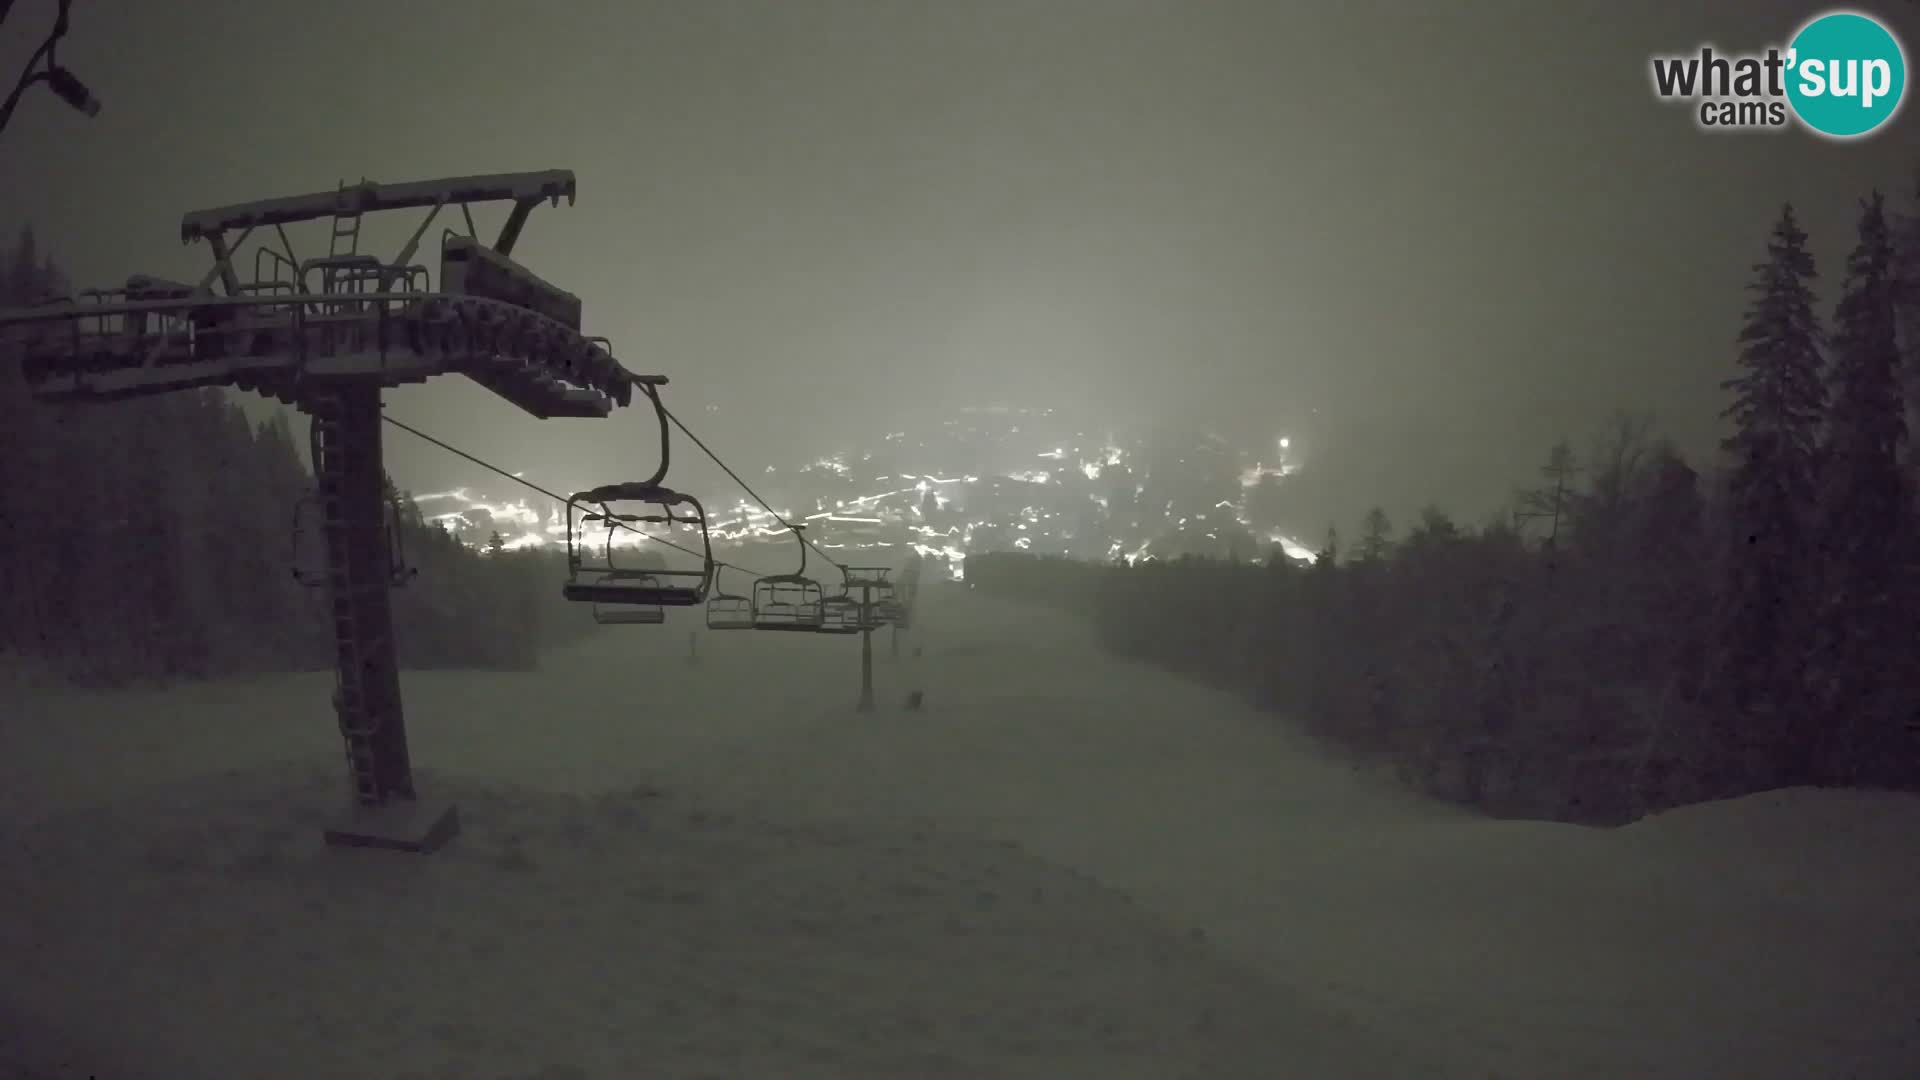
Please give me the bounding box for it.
[655,402,848,584]
[379,411,774,578]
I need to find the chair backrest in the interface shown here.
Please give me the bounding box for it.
[706,593,753,629]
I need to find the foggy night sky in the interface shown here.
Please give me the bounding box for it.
[2,0,1913,531]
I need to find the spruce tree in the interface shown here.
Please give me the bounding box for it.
[1354,507,1394,563]
[1891,165,1920,453]
[1515,439,1580,555]
[1713,203,1826,786]
[1809,191,1912,786]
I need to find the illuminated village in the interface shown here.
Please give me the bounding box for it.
[412,405,1318,578]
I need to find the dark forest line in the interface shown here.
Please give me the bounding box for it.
[970,192,1920,825]
[0,231,596,687]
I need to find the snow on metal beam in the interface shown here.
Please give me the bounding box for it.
[179,171,578,242]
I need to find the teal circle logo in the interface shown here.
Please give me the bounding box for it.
[1786,11,1906,138]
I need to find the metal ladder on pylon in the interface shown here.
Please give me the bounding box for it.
[306,180,374,352]
[312,400,384,805]
[330,179,364,258]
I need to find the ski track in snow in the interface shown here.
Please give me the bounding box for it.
[2,585,1917,1078]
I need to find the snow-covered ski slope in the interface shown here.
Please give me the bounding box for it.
[2,584,1916,1078]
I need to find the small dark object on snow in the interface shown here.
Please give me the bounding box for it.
[905,690,924,711]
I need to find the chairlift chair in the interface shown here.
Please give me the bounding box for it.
[705,566,756,630]
[752,574,825,631]
[706,593,755,631]
[561,483,714,607]
[816,595,863,635]
[859,578,903,625]
[832,581,887,632]
[560,380,715,612]
[751,524,826,631]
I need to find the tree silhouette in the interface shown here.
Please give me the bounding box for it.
[1355,508,1393,562]
[1808,191,1912,785]
[1712,203,1826,785]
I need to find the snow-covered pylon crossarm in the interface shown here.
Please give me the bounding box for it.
[0,169,643,420]
[176,171,577,245]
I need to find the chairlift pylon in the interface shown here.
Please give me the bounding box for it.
[831,564,904,630]
[291,490,414,588]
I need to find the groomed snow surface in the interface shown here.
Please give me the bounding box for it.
[2,586,1916,1079]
